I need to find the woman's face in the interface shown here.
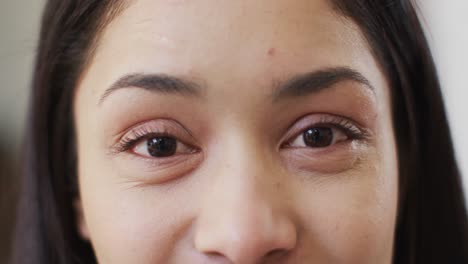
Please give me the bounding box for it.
[74,0,398,263]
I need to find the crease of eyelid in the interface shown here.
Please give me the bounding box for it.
[110,118,197,139]
[279,115,375,150]
[107,119,198,155]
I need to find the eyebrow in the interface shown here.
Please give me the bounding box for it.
[272,67,374,101]
[99,67,374,105]
[99,73,203,105]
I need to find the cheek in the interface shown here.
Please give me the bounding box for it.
[78,155,195,263]
[75,107,198,263]
[293,155,398,263]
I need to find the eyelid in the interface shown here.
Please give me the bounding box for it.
[288,126,347,148]
[280,114,371,148]
[110,119,197,155]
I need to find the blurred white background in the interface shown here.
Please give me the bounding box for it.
[0,1,43,154]
[0,0,467,261]
[0,1,44,262]
[420,0,468,198]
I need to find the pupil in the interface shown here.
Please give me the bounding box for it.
[147,137,177,157]
[303,127,333,148]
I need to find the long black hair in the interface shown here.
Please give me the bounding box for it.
[12,1,468,263]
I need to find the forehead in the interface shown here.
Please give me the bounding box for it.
[83,0,384,100]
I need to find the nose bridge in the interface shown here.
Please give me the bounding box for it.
[201,126,279,227]
[210,121,276,191]
[194,128,297,262]
[205,127,280,220]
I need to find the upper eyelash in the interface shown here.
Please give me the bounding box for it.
[111,116,368,154]
[316,116,367,139]
[112,127,172,154]
[285,116,370,146]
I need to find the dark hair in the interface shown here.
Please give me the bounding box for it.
[12,0,468,263]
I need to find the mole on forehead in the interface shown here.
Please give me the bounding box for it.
[268,48,276,56]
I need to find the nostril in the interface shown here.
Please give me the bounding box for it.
[265,248,289,259]
[198,249,236,264]
[201,246,290,263]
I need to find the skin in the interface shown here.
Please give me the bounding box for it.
[74,0,398,263]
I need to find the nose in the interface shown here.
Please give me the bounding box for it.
[194,158,297,263]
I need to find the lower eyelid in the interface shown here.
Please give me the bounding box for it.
[119,151,204,184]
[121,148,202,168]
[280,139,371,173]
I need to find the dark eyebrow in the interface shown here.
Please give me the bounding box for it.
[99,73,202,105]
[99,67,373,105]
[273,67,375,101]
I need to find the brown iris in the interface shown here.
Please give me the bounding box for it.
[303,127,334,148]
[147,137,177,157]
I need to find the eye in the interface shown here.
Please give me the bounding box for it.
[133,135,194,158]
[289,126,348,148]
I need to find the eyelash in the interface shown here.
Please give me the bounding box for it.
[112,115,368,155]
[283,115,369,147]
[113,127,174,154]
[320,116,365,138]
